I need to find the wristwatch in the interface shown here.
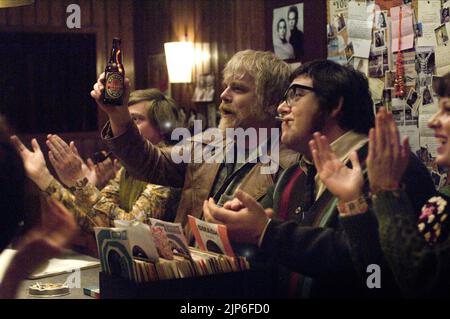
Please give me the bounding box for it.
[69,177,89,192]
[337,196,368,216]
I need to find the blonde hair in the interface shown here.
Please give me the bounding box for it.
[128,89,180,143]
[223,50,291,116]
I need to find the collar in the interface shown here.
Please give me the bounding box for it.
[300,130,369,199]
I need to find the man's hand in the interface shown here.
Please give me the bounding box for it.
[10,135,53,191]
[203,190,271,245]
[309,132,364,202]
[46,135,85,187]
[90,72,132,136]
[222,197,245,211]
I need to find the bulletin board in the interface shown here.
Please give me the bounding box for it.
[327,0,450,188]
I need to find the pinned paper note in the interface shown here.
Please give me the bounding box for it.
[390,5,414,52]
[347,1,374,58]
[435,45,450,76]
[417,0,442,47]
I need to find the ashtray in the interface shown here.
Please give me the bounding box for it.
[28,282,70,297]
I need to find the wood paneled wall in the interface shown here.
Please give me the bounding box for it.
[1,0,327,236]
[0,0,136,232]
[133,0,327,112]
[1,0,327,125]
[133,0,267,112]
[0,0,135,129]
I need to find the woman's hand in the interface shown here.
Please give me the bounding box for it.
[46,135,85,187]
[93,152,117,189]
[10,135,53,190]
[367,107,410,193]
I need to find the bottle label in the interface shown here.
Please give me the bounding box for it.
[105,73,124,99]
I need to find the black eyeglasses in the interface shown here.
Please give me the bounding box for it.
[282,84,317,108]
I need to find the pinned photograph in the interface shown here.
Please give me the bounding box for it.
[345,42,354,62]
[374,29,386,49]
[369,52,384,78]
[405,105,413,121]
[353,57,369,75]
[192,74,215,102]
[431,169,448,189]
[391,98,405,125]
[422,86,434,106]
[414,23,423,38]
[273,3,304,59]
[383,88,392,109]
[335,13,346,33]
[375,11,388,29]
[327,34,346,54]
[406,87,421,115]
[327,23,335,38]
[406,88,418,107]
[385,71,396,88]
[442,7,450,24]
[435,24,449,46]
[416,49,435,88]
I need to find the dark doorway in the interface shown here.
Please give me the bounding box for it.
[0,32,97,133]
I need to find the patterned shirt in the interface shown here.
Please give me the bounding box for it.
[43,169,180,233]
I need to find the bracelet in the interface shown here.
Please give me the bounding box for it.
[69,177,89,192]
[337,196,368,217]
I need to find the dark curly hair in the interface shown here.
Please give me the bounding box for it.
[290,60,375,134]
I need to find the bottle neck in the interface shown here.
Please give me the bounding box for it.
[109,45,122,64]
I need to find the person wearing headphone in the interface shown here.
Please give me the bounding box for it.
[12,89,182,256]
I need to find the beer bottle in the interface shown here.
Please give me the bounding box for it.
[102,38,125,105]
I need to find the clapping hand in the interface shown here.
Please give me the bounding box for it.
[46,134,85,187]
[203,190,273,244]
[367,107,409,193]
[10,135,53,191]
[309,132,364,202]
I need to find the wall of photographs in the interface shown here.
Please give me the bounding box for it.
[327,0,450,188]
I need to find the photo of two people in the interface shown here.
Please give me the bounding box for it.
[272,3,304,60]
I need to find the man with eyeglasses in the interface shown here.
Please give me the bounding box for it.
[204,60,435,298]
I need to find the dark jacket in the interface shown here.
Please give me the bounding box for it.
[258,144,435,298]
[342,187,450,298]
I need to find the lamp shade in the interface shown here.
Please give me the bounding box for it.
[164,41,194,83]
[0,0,34,8]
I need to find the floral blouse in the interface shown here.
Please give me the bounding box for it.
[43,168,180,233]
[340,189,450,297]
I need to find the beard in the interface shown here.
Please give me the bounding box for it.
[218,102,271,130]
